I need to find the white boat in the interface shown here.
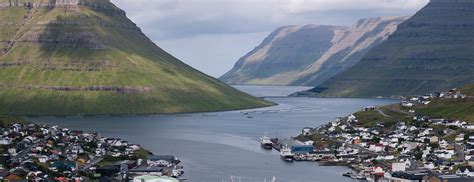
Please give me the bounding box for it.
[260,133,273,150]
[280,145,294,162]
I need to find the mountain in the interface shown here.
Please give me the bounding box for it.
[0,0,272,116]
[314,0,474,97]
[220,16,408,86]
[220,25,347,85]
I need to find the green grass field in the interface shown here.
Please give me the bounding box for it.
[0,2,273,116]
[416,84,474,122]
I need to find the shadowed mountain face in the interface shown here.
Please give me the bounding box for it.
[315,0,474,97]
[0,0,272,116]
[220,16,407,86]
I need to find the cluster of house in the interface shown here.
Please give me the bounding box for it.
[285,91,474,181]
[0,122,184,181]
[309,115,474,180]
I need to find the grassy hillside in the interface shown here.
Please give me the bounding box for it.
[353,105,413,128]
[0,0,272,116]
[417,99,474,122]
[0,115,27,127]
[416,84,474,122]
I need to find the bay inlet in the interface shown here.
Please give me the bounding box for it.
[31,85,396,182]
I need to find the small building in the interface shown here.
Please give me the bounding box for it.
[456,166,474,177]
[369,144,384,152]
[364,106,376,111]
[295,138,314,146]
[430,136,439,144]
[129,166,163,176]
[291,145,314,154]
[402,101,413,107]
[132,175,179,182]
[392,163,406,172]
[302,127,312,136]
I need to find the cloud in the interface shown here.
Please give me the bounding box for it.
[109,0,429,77]
[283,0,429,13]
[111,0,429,40]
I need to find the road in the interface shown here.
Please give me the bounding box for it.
[12,139,45,162]
[81,156,104,170]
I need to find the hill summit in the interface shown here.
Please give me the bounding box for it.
[0,0,271,115]
[314,0,474,97]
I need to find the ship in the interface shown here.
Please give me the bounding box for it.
[280,145,294,162]
[259,133,273,150]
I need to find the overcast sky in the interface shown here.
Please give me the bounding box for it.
[111,0,429,77]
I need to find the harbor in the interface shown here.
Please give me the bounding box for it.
[30,86,396,181]
[257,88,474,181]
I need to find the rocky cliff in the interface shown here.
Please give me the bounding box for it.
[314,0,474,97]
[220,16,407,86]
[0,0,272,115]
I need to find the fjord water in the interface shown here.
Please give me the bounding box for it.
[31,86,396,182]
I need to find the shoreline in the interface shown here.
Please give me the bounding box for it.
[0,120,186,181]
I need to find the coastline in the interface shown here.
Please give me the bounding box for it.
[274,88,474,181]
[0,119,186,181]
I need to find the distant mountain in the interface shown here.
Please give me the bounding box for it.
[220,25,347,85]
[314,0,474,97]
[0,0,271,116]
[220,16,407,86]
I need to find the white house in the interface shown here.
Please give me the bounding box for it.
[392,163,406,172]
[456,166,474,177]
[402,102,413,107]
[302,127,312,136]
[0,137,12,145]
[369,144,384,152]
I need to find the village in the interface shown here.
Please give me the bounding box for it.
[0,121,185,181]
[264,88,474,181]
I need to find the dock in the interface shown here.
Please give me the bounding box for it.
[270,138,282,151]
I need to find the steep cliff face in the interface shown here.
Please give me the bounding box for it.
[0,0,124,14]
[220,25,347,85]
[315,0,474,97]
[220,16,407,86]
[0,0,272,115]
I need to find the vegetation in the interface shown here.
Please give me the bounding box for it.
[97,148,150,167]
[416,98,474,123]
[0,115,27,127]
[460,84,474,96]
[0,1,272,116]
[353,105,412,128]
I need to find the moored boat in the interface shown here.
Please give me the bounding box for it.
[259,133,273,150]
[280,145,294,162]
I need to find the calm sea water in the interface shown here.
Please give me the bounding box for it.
[31,85,396,182]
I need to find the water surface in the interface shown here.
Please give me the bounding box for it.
[31,85,396,182]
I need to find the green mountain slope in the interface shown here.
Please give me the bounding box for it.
[315,0,474,97]
[0,0,272,116]
[417,84,474,122]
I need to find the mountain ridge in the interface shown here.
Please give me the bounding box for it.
[314,0,474,97]
[220,16,408,86]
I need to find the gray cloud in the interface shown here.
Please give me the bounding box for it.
[111,0,429,40]
[109,0,429,77]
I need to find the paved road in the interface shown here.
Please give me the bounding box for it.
[376,108,391,118]
[81,156,104,170]
[12,139,45,162]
